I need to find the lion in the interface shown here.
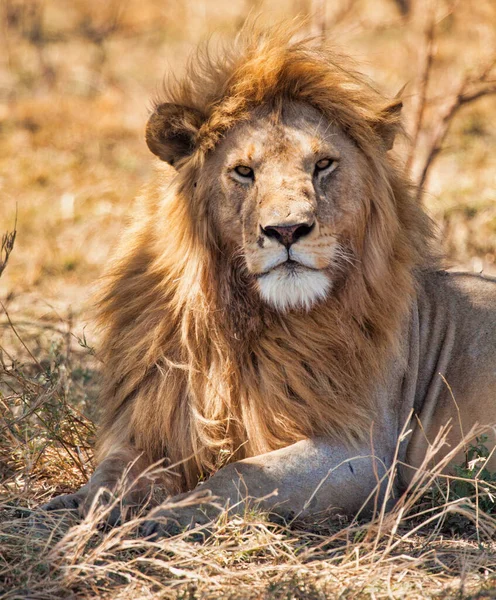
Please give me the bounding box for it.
[41,24,496,536]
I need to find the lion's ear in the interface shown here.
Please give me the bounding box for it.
[146,103,204,166]
[373,99,403,151]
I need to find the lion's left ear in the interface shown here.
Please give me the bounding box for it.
[146,103,204,166]
[373,99,403,151]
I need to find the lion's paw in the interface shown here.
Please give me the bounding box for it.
[39,492,85,513]
[142,501,221,541]
[38,491,128,528]
[29,493,85,533]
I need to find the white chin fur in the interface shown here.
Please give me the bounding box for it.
[257,267,331,312]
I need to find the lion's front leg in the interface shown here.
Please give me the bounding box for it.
[143,437,398,538]
[39,447,162,526]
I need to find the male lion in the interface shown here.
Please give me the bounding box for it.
[42,26,496,536]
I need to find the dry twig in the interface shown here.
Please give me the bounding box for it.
[405,6,436,174]
[415,55,496,201]
[0,220,16,279]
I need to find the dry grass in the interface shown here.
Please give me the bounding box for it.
[1,0,496,597]
[1,340,495,599]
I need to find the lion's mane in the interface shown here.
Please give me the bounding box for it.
[95,24,436,493]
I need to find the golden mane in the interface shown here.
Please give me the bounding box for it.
[95,24,436,493]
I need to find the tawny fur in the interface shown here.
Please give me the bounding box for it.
[94,24,436,494]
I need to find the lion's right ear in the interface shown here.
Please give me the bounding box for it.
[146,103,204,166]
[373,98,403,151]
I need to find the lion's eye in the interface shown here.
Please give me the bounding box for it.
[234,165,254,179]
[314,158,336,174]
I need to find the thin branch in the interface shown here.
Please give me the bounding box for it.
[416,56,496,201]
[0,301,42,369]
[406,8,436,174]
[0,209,17,279]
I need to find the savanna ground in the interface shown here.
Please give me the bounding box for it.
[1,1,496,598]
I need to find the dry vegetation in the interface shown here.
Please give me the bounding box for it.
[1,0,496,598]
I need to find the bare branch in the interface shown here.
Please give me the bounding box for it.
[405,8,436,174]
[0,211,17,279]
[416,56,496,202]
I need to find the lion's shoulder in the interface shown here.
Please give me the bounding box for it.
[419,269,496,311]
[415,269,496,375]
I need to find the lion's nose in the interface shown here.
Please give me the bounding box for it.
[261,223,315,248]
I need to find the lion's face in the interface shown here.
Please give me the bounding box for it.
[203,102,369,311]
[146,100,383,313]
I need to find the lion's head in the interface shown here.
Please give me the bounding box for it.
[150,101,382,311]
[97,24,437,489]
[144,27,417,315]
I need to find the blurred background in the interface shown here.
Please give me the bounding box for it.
[1,0,495,320]
[0,0,495,492]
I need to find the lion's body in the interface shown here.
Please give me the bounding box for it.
[406,271,496,475]
[42,25,496,529]
[93,165,419,494]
